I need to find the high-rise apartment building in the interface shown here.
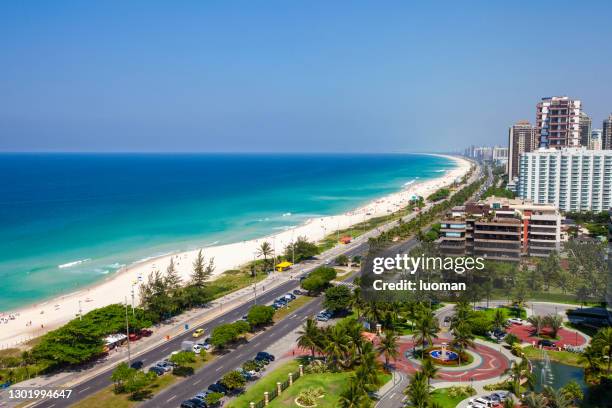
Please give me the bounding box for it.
[591,129,603,150]
[603,114,612,150]
[438,197,562,261]
[492,146,508,167]
[579,112,592,147]
[536,96,582,148]
[517,148,612,212]
[507,121,536,180]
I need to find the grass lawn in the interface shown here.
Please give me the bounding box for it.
[273,296,315,322]
[522,346,583,368]
[476,306,526,320]
[431,388,469,408]
[227,360,391,408]
[226,360,301,408]
[72,353,213,408]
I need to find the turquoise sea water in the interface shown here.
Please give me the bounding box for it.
[0,153,455,311]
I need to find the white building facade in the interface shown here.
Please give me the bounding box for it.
[517,148,612,212]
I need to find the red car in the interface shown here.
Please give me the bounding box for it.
[129,333,141,341]
[139,329,153,337]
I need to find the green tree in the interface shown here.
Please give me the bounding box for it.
[246,305,275,327]
[124,370,156,399]
[297,317,322,359]
[338,377,371,408]
[205,392,224,406]
[492,308,506,332]
[376,330,399,367]
[324,325,351,371]
[335,254,349,266]
[191,250,215,287]
[404,371,431,408]
[505,358,534,397]
[544,315,563,339]
[256,241,273,273]
[221,370,246,390]
[521,393,548,408]
[111,362,135,393]
[285,236,319,262]
[527,315,545,337]
[413,309,439,351]
[561,381,583,405]
[164,257,182,290]
[420,358,439,386]
[170,351,196,376]
[593,327,612,374]
[451,321,475,366]
[324,285,353,313]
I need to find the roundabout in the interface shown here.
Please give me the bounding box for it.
[394,338,512,382]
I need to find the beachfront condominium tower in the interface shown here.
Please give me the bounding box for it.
[591,129,603,150]
[536,96,582,148]
[507,121,536,180]
[604,114,612,150]
[517,147,612,212]
[579,112,592,147]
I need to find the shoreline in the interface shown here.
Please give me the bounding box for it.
[0,154,472,347]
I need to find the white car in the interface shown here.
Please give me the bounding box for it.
[507,317,524,325]
[192,344,202,354]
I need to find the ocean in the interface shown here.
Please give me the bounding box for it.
[0,153,455,311]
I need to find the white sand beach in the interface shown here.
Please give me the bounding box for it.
[0,155,472,348]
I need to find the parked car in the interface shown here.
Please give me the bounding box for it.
[194,390,210,401]
[285,293,296,300]
[139,329,153,337]
[538,339,556,347]
[128,333,141,341]
[316,313,329,322]
[507,318,524,325]
[148,366,165,376]
[292,289,303,296]
[255,351,275,362]
[192,344,203,354]
[275,297,288,305]
[155,361,173,372]
[196,337,212,350]
[208,382,228,394]
[130,360,144,370]
[193,328,205,338]
[180,398,206,408]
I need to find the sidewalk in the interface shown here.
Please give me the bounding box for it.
[0,270,295,408]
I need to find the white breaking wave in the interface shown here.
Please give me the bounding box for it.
[58,259,91,269]
[434,169,447,173]
[273,225,297,231]
[403,179,417,186]
[282,212,292,217]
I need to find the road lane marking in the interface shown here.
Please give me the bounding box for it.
[194,379,201,385]
[166,395,176,403]
[78,386,90,394]
[215,365,224,372]
[160,346,169,352]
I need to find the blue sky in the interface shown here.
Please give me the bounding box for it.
[1,1,611,153]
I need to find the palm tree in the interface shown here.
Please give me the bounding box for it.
[338,377,370,408]
[413,309,439,352]
[502,397,515,408]
[297,317,321,359]
[404,371,431,408]
[505,358,534,396]
[522,393,548,408]
[450,301,471,331]
[256,241,273,273]
[593,327,612,374]
[324,325,351,370]
[420,358,439,385]
[377,330,399,367]
[451,321,475,366]
[527,315,545,337]
[578,345,602,374]
[543,385,571,408]
[544,314,564,339]
[492,308,506,332]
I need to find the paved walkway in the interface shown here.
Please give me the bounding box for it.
[506,323,588,347]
